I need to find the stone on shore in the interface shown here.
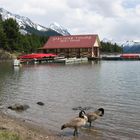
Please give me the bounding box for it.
[8,103,29,111]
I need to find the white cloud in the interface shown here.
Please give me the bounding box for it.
[135,4,140,15]
[20,4,46,15]
[1,0,140,43]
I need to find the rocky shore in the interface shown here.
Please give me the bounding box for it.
[0,49,18,60]
[0,112,65,140]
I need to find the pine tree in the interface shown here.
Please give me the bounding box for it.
[0,15,8,50]
[2,18,20,51]
[101,41,122,53]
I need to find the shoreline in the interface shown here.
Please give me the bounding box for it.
[0,112,65,140]
[0,111,92,140]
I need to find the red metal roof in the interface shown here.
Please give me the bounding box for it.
[42,34,99,49]
[18,53,57,59]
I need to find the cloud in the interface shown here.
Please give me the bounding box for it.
[135,4,140,15]
[20,4,46,15]
[1,0,140,43]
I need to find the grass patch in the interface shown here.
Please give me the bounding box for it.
[0,131,20,140]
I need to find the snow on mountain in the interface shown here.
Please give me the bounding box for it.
[0,8,70,36]
[122,40,140,53]
[49,22,70,36]
[0,8,48,32]
[122,40,140,47]
[102,38,140,48]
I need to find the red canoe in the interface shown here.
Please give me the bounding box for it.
[18,53,57,59]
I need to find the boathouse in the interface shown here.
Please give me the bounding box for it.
[41,34,101,58]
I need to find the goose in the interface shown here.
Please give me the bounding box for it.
[61,110,88,136]
[86,108,104,127]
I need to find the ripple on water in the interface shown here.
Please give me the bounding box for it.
[0,61,140,140]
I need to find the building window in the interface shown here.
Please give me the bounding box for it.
[60,49,65,52]
[48,49,56,53]
[81,48,88,52]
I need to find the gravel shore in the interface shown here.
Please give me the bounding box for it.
[0,112,66,140]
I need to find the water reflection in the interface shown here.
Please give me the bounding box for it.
[13,66,20,72]
[0,61,140,140]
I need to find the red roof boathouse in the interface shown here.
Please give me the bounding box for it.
[41,34,101,58]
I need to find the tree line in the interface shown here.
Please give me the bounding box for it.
[0,15,49,53]
[100,41,122,53]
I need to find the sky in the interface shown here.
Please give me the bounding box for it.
[1,0,140,43]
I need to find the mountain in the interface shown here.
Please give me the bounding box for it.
[49,22,70,36]
[122,41,140,53]
[102,38,140,53]
[0,8,70,36]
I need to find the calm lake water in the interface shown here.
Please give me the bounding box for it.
[0,61,140,140]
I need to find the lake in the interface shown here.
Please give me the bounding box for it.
[0,61,140,140]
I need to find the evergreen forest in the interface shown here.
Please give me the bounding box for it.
[0,15,49,53]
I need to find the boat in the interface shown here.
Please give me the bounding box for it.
[102,54,140,60]
[120,54,140,60]
[13,59,21,66]
[18,53,57,64]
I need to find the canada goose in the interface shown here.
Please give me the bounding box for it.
[61,110,88,136]
[86,108,104,127]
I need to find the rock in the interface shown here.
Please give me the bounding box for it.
[8,103,29,111]
[0,127,7,130]
[37,102,44,106]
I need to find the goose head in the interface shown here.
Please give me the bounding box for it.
[97,108,104,116]
[79,110,88,120]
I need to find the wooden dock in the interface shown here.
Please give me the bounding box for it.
[19,57,89,65]
[101,54,140,60]
[54,57,88,64]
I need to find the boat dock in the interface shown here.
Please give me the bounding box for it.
[18,57,89,65]
[102,55,122,60]
[101,54,140,60]
[17,53,89,65]
[54,57,88,64]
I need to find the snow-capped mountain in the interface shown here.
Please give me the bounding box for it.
[122,40,140,53]
[102,38,140,53]
[0,8,70,36]
[122,40,140,47]
[0,8,48,31]
[49,22,70,36]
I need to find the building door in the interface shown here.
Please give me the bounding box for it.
[94,47,99,57]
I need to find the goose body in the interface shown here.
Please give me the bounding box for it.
[86,108,104,127]
[61,110,88,136]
